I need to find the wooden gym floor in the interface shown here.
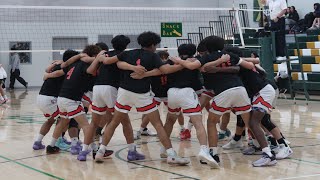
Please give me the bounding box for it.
[0,89,320,180]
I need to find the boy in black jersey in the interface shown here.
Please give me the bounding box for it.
[170,36,254,168]
[87,35,131,158]
[45,45,101,162]
[220,47,291,166]
[94,32,189,165]
[32,50,79,150]
[164,44,219,168]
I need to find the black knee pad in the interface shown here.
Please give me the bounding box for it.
[69,118,79,128]
[261,114,276,131]
[236,115,245,128]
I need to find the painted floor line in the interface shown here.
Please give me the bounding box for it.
[274,173,320,180]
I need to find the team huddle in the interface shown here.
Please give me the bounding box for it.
[32,31,293,168]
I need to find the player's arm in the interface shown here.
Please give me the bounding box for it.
[158,64,184,74]
[241,57,260,64]
[238,58,255,70]
[170,57,201,70]
[130,69,162,79]
[43,70,65,81]
[86,57,100,76]
[201,54,230,70]
[116,61,147,75]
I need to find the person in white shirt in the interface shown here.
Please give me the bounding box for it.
[261,0,288,61]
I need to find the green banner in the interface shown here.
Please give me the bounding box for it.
[161,22,182,37]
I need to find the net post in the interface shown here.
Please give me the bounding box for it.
[234,9,245,47]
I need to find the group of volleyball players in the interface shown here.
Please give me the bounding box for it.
[32,31,292,168]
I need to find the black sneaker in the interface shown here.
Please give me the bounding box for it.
[200,149,220,164]
[46,145,60,154]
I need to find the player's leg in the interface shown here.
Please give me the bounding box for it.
[222,115,245,149]
[218,113,231,140]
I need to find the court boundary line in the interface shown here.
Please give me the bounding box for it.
[274,173,320,180]
[114,146,200,180]
[0,155,64,180]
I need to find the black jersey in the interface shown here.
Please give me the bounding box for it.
[59,61,93,101]
[117,49,164,93]
[239,67,268,98]
[94,50,122,88]
[151,74,169,98]
[200,51,243,95]
[39,64,65,97]
[167,60,202,91]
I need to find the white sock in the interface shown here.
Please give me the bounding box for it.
[220,130,226,134]
[36,134,44,142]
[99,136,102,144]
[187,122,193,130]
[71,137,79,146]
[3,95,7,100]
[253,139,260,148]
[200,145,208,152]
[82,144,89,151]
[209,147,218,155]
[128,143,136,151]
[166,148,176,157]
[160,146,166,154]
[90,143,98,151]
[50,138,57,147]
[99,144,107,153]
[262,146,273,157]
[0,96,4,101]
[139,127,145,132]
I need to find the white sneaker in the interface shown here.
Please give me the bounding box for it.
[276,56,286,61]
[222,139,244,150]
[198,148,219,168]
[94,149,105,163]
[167,152,190,165]
[134,131,141,140]
[141,129,157,136]
[276,144,293,160]
[160,147,168,158]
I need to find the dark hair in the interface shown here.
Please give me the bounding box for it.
[223,46,243,57]
[197,40,208,53]
[82,45,101,57]
[315,3,320,10]
[251,51,259,58]
[137,31,161,48]
[290,6,296,11]
[63,49,79,62]
[203,36,225,53]
[178,44,197,58]
[111,35,130,51]
[95,42,109,51]
[157,51,169,59]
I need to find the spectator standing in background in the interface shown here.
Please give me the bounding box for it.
[286,6,299,30]
[9,48,28,90]
[261,0,288,61]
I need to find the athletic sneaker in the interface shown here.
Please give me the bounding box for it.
[242,146,262,155]
[46,145,60,154]
[276,144,293,160]
[180,129,191,140]
[70,142,82,155]
[167,152,190,166]
[55,137,71,150]
[127,147,145,161]
[77,150,91,161]
[94,149,105,163]
[252,152,277,167]
[141,128,157,136]
[62,137,71,145]
[200,149,220,165]
[33,141,45,150]
[270,145,280,154]
[198,148,220,168]
[134,131,141,140]
[218,129,231,140]
[0,99,6,104]
[93,149,114,159]
[222,139,244,150]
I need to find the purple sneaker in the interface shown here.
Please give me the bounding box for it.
[70,142,82,155]
[77,150,91,161]
[127,148,145,161]
[62,137,71,145]
[33,141,45,150]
